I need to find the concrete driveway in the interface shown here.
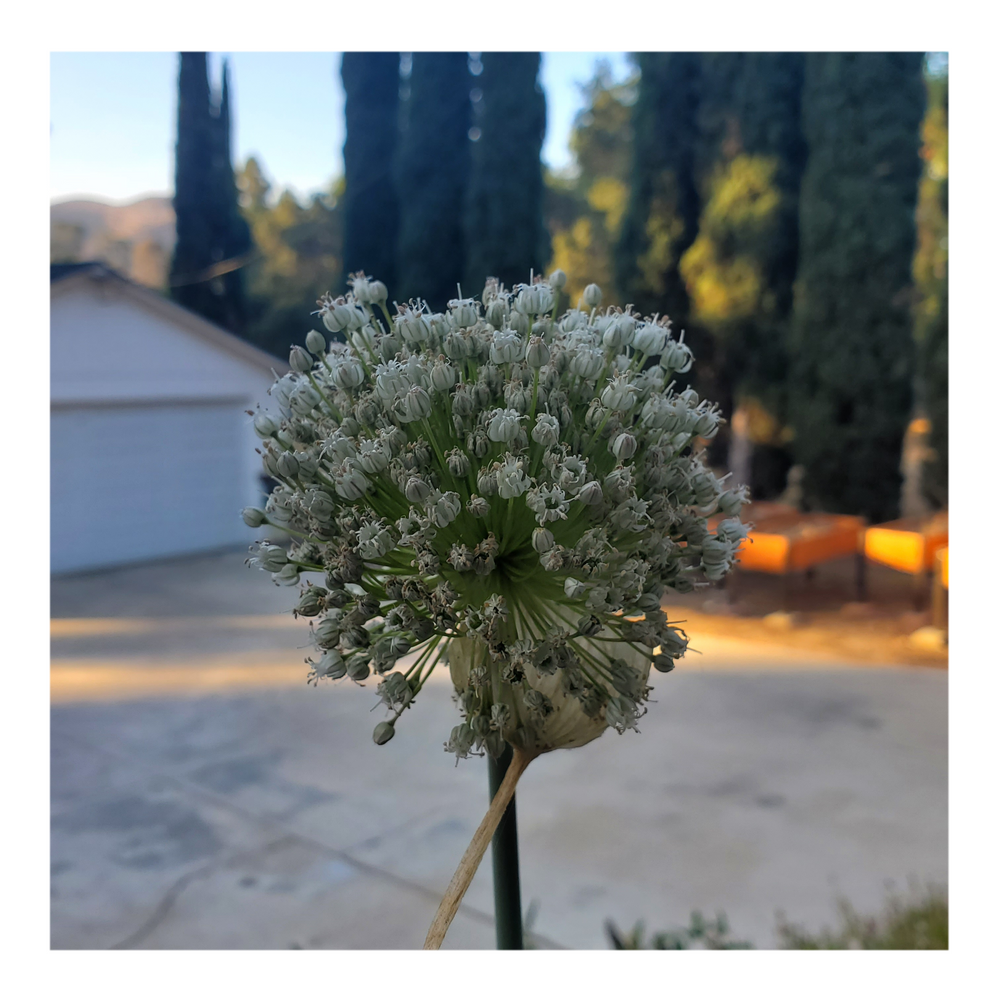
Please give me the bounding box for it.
[51,550,948,950]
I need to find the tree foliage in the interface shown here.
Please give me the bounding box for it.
[341,53,400,292]
[547,62,636,307]
[395,53,471,310]
[237,157,343,359]
[616,53,702,324]
[678,53,805,493]
[464,52,548,296]
[788,53,925,521]
[912,62,948,509]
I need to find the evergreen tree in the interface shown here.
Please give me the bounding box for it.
[678,53,805,494]
[341,53,400,294]
[170,53,251,332]
[210,58,253,332]
[395,52,471,310]
[912,60,948,509]
[170,52,225,324]
[789,53,925,521]
[464,52,548,296]
[616,53,702,324]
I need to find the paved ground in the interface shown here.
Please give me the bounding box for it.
[50,549,948,950]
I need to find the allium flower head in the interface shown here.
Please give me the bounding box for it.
[247,274,746,762]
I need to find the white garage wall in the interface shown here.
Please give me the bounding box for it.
[51,276,282,573]
[51,402,254,573]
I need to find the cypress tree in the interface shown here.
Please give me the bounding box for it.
[463,52,548,296]
[170,52,225,324]
[789,53,925,522]
[341,53,400,294]
[678,53,805,493]
[211,58,252,333]
[615,53,702,324]
[395,52,472,310]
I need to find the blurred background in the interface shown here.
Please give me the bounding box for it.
[50,52,948,950]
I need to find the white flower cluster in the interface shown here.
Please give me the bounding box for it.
[244,270,749,760]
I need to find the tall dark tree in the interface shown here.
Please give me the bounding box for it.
[788,53,925,521]
[170,52,223,323]
[464,52,548,296]
[395,52,472,310]
[678,53,805,494]
[615,53,702,325]
[341,53,400,295]
[170,53,251,332]
[211,58,252,332]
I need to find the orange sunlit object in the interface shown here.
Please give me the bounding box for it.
[939,547,948,590]
[708,504,865,575]
[863,513,948,576]
[737,514,864,574]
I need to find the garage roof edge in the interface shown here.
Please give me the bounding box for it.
[51,263,290,378]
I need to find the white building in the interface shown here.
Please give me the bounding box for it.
[51,263,286,574]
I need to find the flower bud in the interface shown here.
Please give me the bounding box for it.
[315,648,346,679]
[525,336,550,369]
[485,297,509,328]
[289,345,313,373]
[441,447,468,478]
[611,432,638,462]
[305,329,326,356]
[582,283,603,308]
[368,280,388,304]
[333,359,365,390]
[347,657,371,682]
[430,360,457,392]
[405,477,431,503]
[273,563,300,586]
[577,480,603,506]
[509,310,529,335]
[276,452,300,479]
[548,269,567,291]
[448,297,479,328]
[431,491,462,527]
[467,495,490,517]
[242,507,266,528]
[253,412,280,439]
[488,408,522,443]
[296,586,327,618]
[531,413,560,446]
[601,375,638,412]
[443,330,469,360]
[717,486,749,518]
[402,385,432,422]
[490,330,525,365]
[569,348,604,380]
[373,720,395,745]
[477,468,498,496]
[532,527,555,553]
[564,577,586,599]
[632,323,667,357]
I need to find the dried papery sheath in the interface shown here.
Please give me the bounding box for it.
[245,269,746,948]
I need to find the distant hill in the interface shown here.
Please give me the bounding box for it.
[51,196,176,289]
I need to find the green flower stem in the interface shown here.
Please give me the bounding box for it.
[306,372,343,422]
[489,744,524,949]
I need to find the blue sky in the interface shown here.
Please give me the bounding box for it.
[50,52,634,205]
